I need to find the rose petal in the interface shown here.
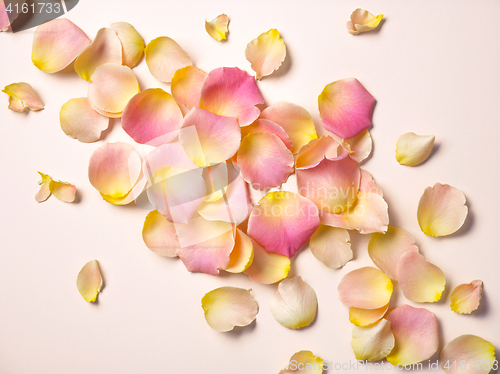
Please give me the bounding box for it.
[144,36,192,83]
[225,228,254,273]
[318,210,349,229]
[101,176,147,206]
[237,132,294,190]
[35,172,52,202]
[179,107,241,167]
[440,335,496,374]
[241,119,293,151]
[450,280,483,314]
[171,65,207,113]
[0,0,13,32]
[205,14,229,41]
[142,210,179,257]
[318,78,375,139]
[358,169,383,196]
[418,183,468,237]
[338,266,393,309]
[309,225,352,269]
[395,132,435,166]
[368,226,419,280]
[248,191,320,258]
[88,63,140,118]
[60,97,109,143]
[295,135,342,170]
[110,22,145,68]
[32,19,91,73]
[243,238,290,284]
[347,9,383,35]
[279,351,324,374]
[200,67,264,127]
[202,162,228,202]
[122,88,183,145]
[49,179,76,203]
[74,27,122,81]
[349,303,389,327]
[351,319,395,361]
[143,142,199,180]
[2,82,44,112]
[270,276,317,329]
[245,29,286,80]
[342,192,389,234]
[76,259,103,303]
[201,287,258,332]
[342,130,372,163]
[386,305,439,365]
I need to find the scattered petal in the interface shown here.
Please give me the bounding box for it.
[349,303,389,327]
[386,305,439,365]
[35,172,52,203]
[3,82,44,112]
[318,78,375,139]
[110,22,145,68]
[395,132,435,166]
[309,225,352,269]
[32,19,91,73]
[142,210,179,257]
[342,130,372,163]
[76,259,103,303]
[205,14,229,41]
[60,97,109,143]
[245,29,286,79]
[347,9,384,35]
[171,66,207,112]
[440,335,496,374]
[279,351,324,374]
[201,286,258,332]
[225,228,254,273]
[243,238,290,284]
[418,183,468,237]
[49,179,76,203]
[144,36,192,83]
[450,280,483,314]
[295,135,342,170]
[351,319,395,361]
[241,119,293,151]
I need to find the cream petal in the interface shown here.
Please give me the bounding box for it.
[243,238,290,284]
[440,335,496,374]
[386,305,439,365]
[349,303,389,327]
[35,172,52,202]
[368,226,419,280]
[225,228,254,273]
[270,276,317,329]
[395,132,435,166]
[351,319,395,361]
[110,22,145,68]
[76,259,103,303]
[245,29,286,80]
[201,287,258,332]
[49,179,76,203]
[417,183,468,237]
[318,210,349,229]
[279,351,324,374]
[171,66,207,111]
[309,225,352,269]
[241,119,293,151]
[205,14,229,41]
[144,36,192,83]
[342,192,389,234]
[337,266,393,309]
[358,169,383,196]
[3,82,44,112]
[342,130,372,163]
[295,135,342,170]
[60,97,109,143]
[347,8,384,35]
[450,280,483,314]
[142,210,179,257]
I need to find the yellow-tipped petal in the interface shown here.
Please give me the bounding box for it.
[352,319,395,361]
[35,172,52,203]
[279,351,324,374]
[3,82,44,112]
[243,239,290,284]
[440,335,496,374]
[245,29,286,79]
[60,97,109,143]
[347,9,383,35]
[450,280,483,314]
[395,132,435,166]
[342,130,372,163]
[225,228,254,273]
[145,36,192,83]
[309,225,352,269]
[49,179,76,203]
[205,14,229,41]
[142,210,179,257]
[76,260,103,302]
[349,303,389,327]
[110,22,145,68]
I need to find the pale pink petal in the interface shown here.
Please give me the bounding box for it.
[49,179,76,203]
[205,14,229,41]
[347,9,384,35]
[225,228,254,273]
[237,132,294,190]
[295,136,342,170]
[440,335,496,374]
[88,63,140,118]
[76,259,103,303]
[142,210,179,257]
[241,119,293,151]
[279,351,324,374]
[2,82,44,112]
[318,210,349,229]
[171,66,207,112]
[351,319,395,361]
[349,304,389,327]
[309,225,352,269]
[368,226,419,280]
[245,29,286,79]
[74,27,122,81]
[338,267,393,309]
[60,97,109,143]
[143,142,199,181]
[358,169,383,196]
[342,130,372,162]
[247,191,320,258]
[32,19,91,73]
[450,280,483,314]
[201,287,258,332]
[243,239,290,284]
[342,193,389,234]
[200,67,264,127]
[101,176,147,206]
[35,172,52,203]
[318,78,375,139]
[144,36,192,83]
[417,183,468,237]
[202,162,228,202]
[386,305,439,365]
[110,22,145,68]
[270,276,317,329]
[396,132,435,166]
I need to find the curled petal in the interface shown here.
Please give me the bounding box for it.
[88,63,140,118]
[342,130,372,163]
[142,210,179,257]
[338,266,393,309]
[243,239,290,284]
[225,228,254,273]
[440,335,496,374]
[32,19,91,73]
[145,36,192,83]
[318,78,375,139]
[351,319,395,361]
[347,8,383,35]
[237,132,294,190]
[270,276,317,329]
[201,287,258,332]
[122,88,183,145]
[180,107,241,167]
[76,259,103,303]
[171,66,207,112]
[245,29,286,79]
[110,22,145,68]
[309,225,352,269]
[205,14,229,41]
[248,191,320,258]
[450,280,483,314]
[342,193,389,234]
[279,351,324,374]
[74,27,122,81]
[49,179,76,203]
[368,226,419,280]
[418,183,468,237]
[60,97,109,143]
[3,82,44,112]
[349,303,389,327]
[200,67,264,127]
[295,135,342,170]
[241,119,293,151]
[386,305,439,365]
[395,132,435,166]
[35,172,52,202]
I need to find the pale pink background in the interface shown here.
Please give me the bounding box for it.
[0,1,499,373]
